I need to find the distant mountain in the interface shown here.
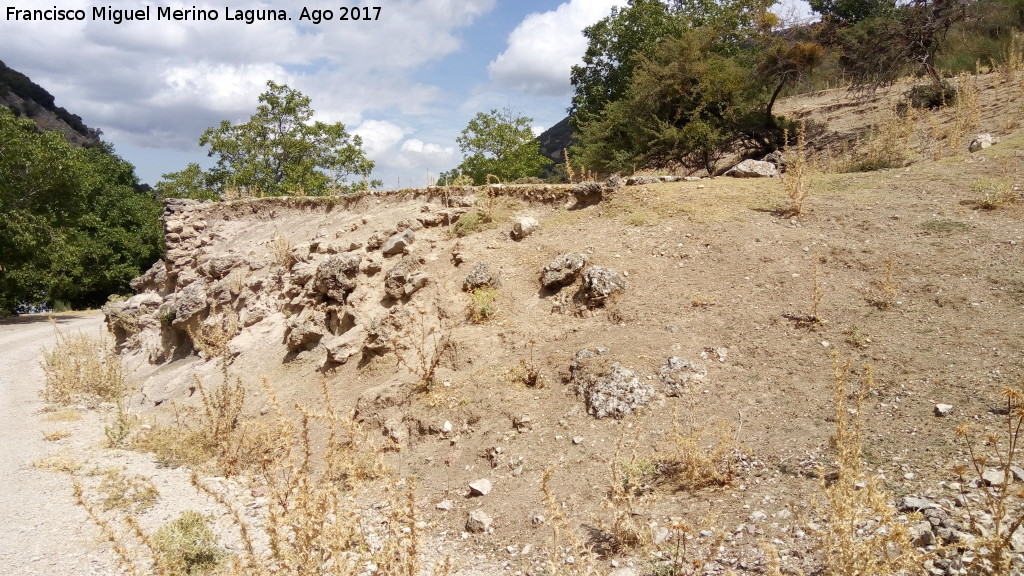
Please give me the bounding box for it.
[0,60,103,148]
[536,116,573,165]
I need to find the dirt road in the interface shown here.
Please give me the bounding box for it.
[0,312,122,576]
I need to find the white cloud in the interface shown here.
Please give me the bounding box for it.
[488,0,622,96]
[354,120,408,157]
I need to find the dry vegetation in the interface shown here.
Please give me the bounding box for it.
[28,69,1024,575]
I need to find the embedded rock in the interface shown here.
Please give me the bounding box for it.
[466,509,493,533]
[511,217,539,241]
[969,133,998,152]
[314,253,361,302]
[659,357,708,396]
[285,311,326,352]
[382,229,415,256]
[725,159,778,178]
[469,479,493,497]
[364,306,414,353]
[570,348,654,419]
[384,256,428,300]
[463,262,500,292]
[580,266,627,305]
[541,253,587,289]
[324,326,368,365]
[572,182,604,207]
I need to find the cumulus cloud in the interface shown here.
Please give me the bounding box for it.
[488,0,622,96]
[0,0,496,159]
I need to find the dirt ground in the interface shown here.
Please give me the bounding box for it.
[7,71,1024,576]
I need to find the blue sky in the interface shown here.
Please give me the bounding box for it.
[1,1,811,189]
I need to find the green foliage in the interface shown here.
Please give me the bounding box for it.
[569,0,774,130]
[570,0,686,127]
[809,0,896,24]
[451,210,491,237]
[0,107,162,313]
[195,80,373,196]
[576,28,771,174]
[454,108,551,185]
[155,162,221,201]
[152,511,225,575]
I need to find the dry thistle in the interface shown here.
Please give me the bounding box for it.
[781,120,812,216]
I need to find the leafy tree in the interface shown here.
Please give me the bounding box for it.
[0,107,162,313]
[569,0,775,129]
[813,0,974,89]
[453,108,551,185]
[569,0,685,127]
[197,81,373,196]
[154,163,221,201]
[576,28,772,175]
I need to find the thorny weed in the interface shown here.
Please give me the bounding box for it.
[868,256,899,309]
[781,120,812,217]
[541,468,601,576]
[953,384,1024,575]
[391,308,456,392]
[811,356,925,576]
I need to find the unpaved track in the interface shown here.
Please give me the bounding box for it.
[0,312,121,576]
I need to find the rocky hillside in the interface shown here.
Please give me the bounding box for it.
[0,60,102,148]
[100,72,1024,575]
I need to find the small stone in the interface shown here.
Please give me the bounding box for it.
[573,436,584,445]
[532,514,545,525]
[469,479,493,496]
[910,522,935,547]
[934,404,954,417]
[969,133,997,152]
[748,510,767,523]
[436,500,453,511]
[466,509,492,533]
[982,469,1009,487]
[441,421,453,434]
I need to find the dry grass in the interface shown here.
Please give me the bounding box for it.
[953,385,1024,575]
[867,256,899,309]
[188,310,240,360]
[833,107,917,173]
[33,452,82,473]
[655,413,736,491]
[467,286,498,323]
[43,408,83,422]
[541,468,600,576]
[391,308,456,392]
[77,376,419,576]
[781,121,812,216]
[267,227,295,269]
[41,326,128,407]
[811,357,923,576]
[95,468,160,513]
[43,429,72,441]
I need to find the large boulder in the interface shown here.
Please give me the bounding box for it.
[580,266,627,305]
[314,253,361,302]
[724,159,778,178]
[541,254,587,289]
